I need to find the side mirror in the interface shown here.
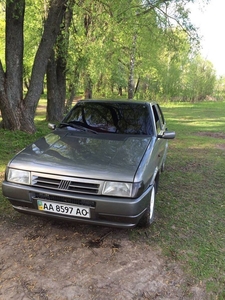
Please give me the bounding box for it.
[48,123,56,130]
[158,131,175,139]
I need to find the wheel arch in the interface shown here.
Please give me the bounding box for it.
[149,167,160,193]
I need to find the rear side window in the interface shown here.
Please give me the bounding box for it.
[152,105,165,134]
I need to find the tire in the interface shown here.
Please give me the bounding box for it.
[138,183,156,228]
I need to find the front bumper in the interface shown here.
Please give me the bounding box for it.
[2,181,152,228]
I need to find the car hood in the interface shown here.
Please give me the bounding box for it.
[9,131,151,182]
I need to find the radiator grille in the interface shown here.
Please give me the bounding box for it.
[32,174,100,195]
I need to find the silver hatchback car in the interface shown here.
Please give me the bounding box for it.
[2,100,175,228]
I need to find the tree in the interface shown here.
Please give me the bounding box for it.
[183,56,216,101]
[67,0,201,100]
[0,0,67,133]
[46,2,73,122]
[0,0,212,133]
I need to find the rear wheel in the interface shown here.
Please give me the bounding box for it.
[138,183,156,227]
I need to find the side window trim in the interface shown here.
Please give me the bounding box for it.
[152,105,161,134]
[156,104,165,125]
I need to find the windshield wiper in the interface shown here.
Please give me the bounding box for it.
[59,122,81,129]
[59,122,98,134]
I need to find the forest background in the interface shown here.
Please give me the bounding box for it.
[0,0,224,133]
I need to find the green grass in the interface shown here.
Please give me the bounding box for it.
[1,100,225,297]
[0,99,49,212]
[131,100,225,298]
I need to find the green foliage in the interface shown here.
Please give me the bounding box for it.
[131,100,225,297]
[23,0,45,88]
[64,0,216,101]
[214,76,225,100]
[0,0,218,104]
[182,55,216,101]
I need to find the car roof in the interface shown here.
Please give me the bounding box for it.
[77,99,155,106]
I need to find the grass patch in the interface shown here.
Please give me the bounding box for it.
[0,100,49,213]
[131,100,225,298]
[1,99,225,297]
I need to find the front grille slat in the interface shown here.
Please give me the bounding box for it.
[32,174,100,195]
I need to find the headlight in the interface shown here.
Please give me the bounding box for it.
[102,181,132,197]
[7,168,31,185]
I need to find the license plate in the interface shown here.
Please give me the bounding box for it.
[37,200,90,218]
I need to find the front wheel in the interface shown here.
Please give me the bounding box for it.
[138,183,156,227]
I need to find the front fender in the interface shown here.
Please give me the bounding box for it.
[149,167,159,186]
[134,138,160,190]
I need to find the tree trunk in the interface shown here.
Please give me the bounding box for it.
[0,0,25,130]
[84,74,93,99]
[0,0,68,133]
[134,76,140,95]
[46,4,73,122]
[46,51,64,122]
[128,34,137,100]
[65,66,80,112]
[118,86,123,96]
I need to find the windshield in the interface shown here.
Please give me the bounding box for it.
[61,101,153,135]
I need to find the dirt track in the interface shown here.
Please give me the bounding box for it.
[0,212,207,300]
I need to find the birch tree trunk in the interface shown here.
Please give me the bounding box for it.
[128,34,137,100]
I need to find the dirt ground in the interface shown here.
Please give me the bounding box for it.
[0,212,207,300]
